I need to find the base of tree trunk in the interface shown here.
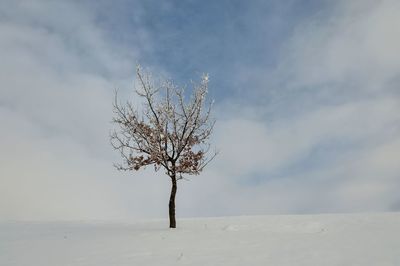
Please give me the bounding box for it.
[169,176,177,228]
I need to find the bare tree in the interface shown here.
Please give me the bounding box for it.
[111,66,217,228]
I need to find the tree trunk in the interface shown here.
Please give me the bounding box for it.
[169,175,177,228]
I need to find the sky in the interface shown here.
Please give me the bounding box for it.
[1,0,400,221]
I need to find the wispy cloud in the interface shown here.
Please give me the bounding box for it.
[201,0,400,215]
[0,0,139,220]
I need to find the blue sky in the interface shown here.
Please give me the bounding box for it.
[89,0,330,100]
[1,0,400,220]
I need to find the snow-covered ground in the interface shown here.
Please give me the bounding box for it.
[1,212,399,266]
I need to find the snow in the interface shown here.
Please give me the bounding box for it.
[1,212,400,266]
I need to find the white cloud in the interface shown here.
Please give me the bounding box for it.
[0,1,145,220]
[279,0,400,91]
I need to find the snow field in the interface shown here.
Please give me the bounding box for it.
[1,212,400,266]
